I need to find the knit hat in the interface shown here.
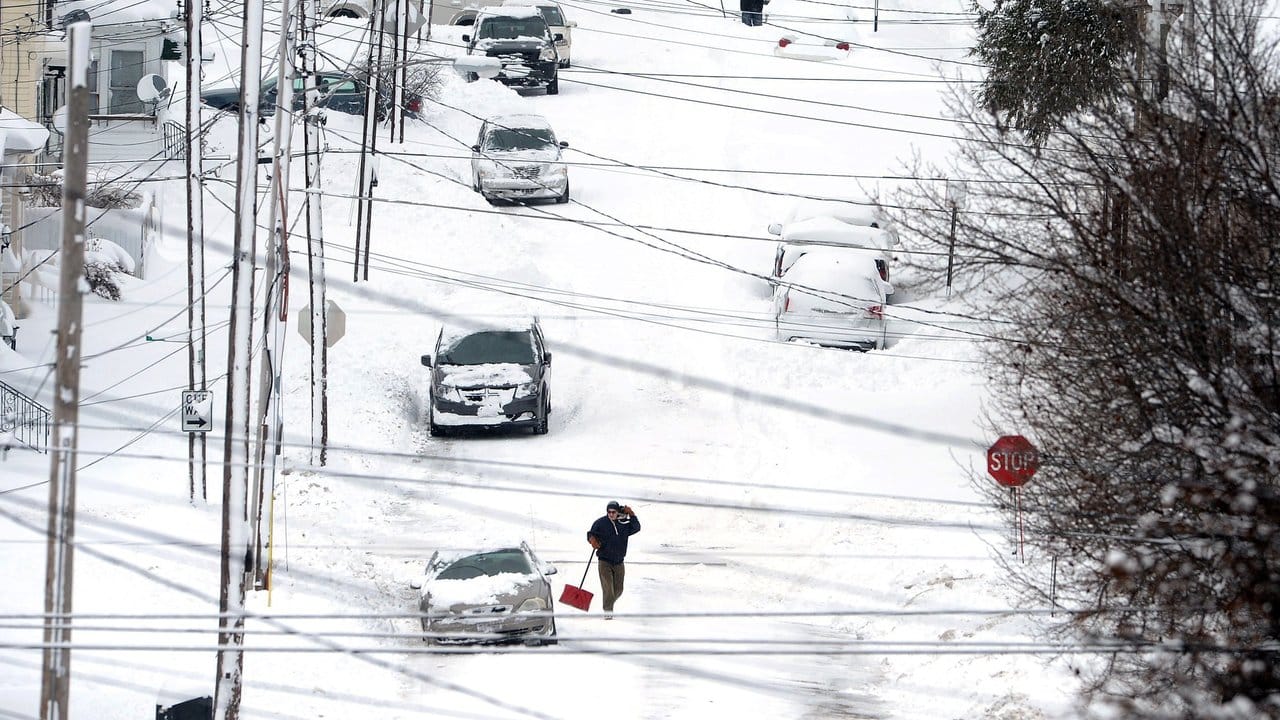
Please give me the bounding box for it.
[606,501,622,512]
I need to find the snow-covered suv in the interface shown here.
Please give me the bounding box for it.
[471,113,570,204]
[421,319,553,436]
[462,6,561,94]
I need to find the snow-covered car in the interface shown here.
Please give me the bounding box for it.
[462,6,561,94]
[409,542,558,645]
[773,247,892,351]
[470,113,569,204]
[502,0,574,67]
[420,318,552,435]
[767,198,898,289]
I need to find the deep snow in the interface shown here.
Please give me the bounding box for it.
[1,1,1083,718]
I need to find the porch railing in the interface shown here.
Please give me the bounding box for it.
[0,378,51,453]
[162,120,185,160]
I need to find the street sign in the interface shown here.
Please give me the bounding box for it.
[181,390,214,433]
[987,434,1040,487]
[297,300,346,348]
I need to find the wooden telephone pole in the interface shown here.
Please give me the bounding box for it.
[185,0,208,502]
[215,0,264,711]
[40,21,91,720]
[300,0,330,465]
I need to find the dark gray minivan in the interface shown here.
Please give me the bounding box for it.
[421,319,552,436]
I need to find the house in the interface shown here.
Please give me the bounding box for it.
[0,0,186,288]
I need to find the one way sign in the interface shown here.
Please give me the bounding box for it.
[181,390,214,433]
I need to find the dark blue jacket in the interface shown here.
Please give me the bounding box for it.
[588,513,641,564]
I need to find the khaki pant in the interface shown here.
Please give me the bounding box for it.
[598,560,626,612]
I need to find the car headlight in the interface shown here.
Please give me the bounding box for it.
[543,163,565,177]
[539,46,557,62]
[518,597,547,613]
[516,382,538,397]
[435,384,461,402]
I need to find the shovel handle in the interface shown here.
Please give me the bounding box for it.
[578,549,596,587]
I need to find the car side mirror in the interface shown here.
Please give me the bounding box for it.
[421,354,432,367]
[554,32,564,42]
[883,282,895,296]
[462,33,470,42]
[471,144,481,152]
[409,578,422,590]
[544,351,553,365]
[766,222,783,236]
[568,20,577,27]
[558,140,568,148]
[543,564,558,575]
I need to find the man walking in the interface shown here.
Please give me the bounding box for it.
[587,500,641,618]
[739,0,765,26]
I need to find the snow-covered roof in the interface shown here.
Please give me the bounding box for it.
[0,110,50,154]
[485,113,553,130]
[780,216,893,252]
[478,4,544,19]
[784,197,884,228]
[58,0,176,24]
[438,319,537,346]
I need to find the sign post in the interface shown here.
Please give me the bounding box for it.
[987,434,1040,561]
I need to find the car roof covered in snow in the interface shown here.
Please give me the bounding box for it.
[784,197,885,228]
[438,319,537,345]
[484,113,554,131]
[779,216,895,252]
[478,4,544,18]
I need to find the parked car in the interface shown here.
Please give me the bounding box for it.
[772,248,892,351]
[502,0,574,67]
[767,199,898,287]
[471,113,569,204]
[462,6,561,94]
[201,71,421,119]
[420,319,552,435]
[409,542,558,645]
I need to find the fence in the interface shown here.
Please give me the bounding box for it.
[0,378,50,453]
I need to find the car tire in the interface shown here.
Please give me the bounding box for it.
[560,60,570,68]
[544,618,558,645]
[546,77,559,95]
[428,404,446,437]
[533,396,549,435]
[472,173,480,193]
[465,72,479,83]
[483,194,501,205]
[556,182,569,204]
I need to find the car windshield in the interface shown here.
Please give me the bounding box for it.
[484,126,555,151]
[436,550,533,580]
[477,17,548,40]
[438,330,536,365]
[539,5,565,24]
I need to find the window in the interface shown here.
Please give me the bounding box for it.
[108,50,145,114]
[538,6,564,25]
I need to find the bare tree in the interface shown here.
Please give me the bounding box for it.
[894,1,1280,716]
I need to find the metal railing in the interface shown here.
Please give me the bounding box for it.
[0,378,50,453]
[162,120,185,160]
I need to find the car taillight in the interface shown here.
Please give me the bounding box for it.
[836,42,850,51]
[407,98,422,113]
[784,294,792,312]
[866,304,883,319]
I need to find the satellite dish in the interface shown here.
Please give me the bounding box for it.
[59,9,90,27]
[137,74,170,104]
[51,105,68,134]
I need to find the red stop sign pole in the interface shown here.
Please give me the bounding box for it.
[987,435,1040,562]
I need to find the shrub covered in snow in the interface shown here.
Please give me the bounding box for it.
[24,169,143,209]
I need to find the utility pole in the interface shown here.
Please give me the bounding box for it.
[396,0,409,143]
[250,0,296,587]
[215,0,264,710]
[354,0,385,281]
[300,0,330,465]
[185,0,208,502]
[40,21,90,720]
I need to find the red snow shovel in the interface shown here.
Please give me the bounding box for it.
[559,550,595,612]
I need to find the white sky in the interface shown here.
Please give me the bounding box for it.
[1,1,1085,718]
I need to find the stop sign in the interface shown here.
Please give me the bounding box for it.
[987,435,1040,487]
